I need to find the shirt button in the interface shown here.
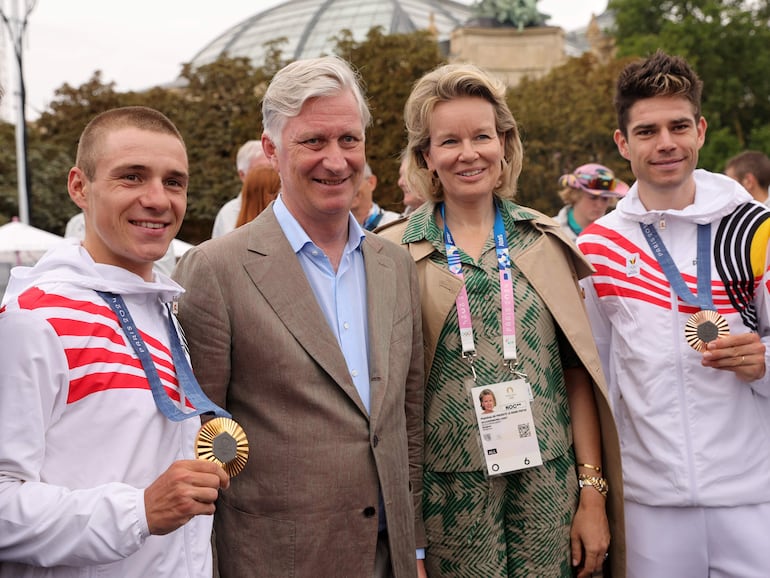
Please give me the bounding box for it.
[351,369,359,377]
[343,322,350,330]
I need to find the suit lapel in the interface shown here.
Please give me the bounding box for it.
[243,208,369,416]
[362,233,396,423]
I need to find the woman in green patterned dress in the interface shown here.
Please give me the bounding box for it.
[378,64,624,577]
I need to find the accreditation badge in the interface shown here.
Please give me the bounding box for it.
[470,379,543,477]
[196,417,249,477]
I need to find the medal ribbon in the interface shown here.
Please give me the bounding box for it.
[97,291,231,422]
[441,202,518,365]
[640,222,715,310]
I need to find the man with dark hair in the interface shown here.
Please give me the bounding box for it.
[725,150,770,206]
[578,51,770,577]
[0,106,229,577]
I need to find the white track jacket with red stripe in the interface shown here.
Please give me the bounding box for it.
[578,170,770,508]
[0,241,212,577]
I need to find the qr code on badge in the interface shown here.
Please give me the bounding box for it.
[518,423,531,438]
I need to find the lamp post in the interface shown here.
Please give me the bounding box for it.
[0,0,37,225]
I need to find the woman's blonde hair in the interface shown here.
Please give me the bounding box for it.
[558,187,583,206]
[402,63,523,203]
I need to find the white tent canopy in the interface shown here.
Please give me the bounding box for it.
[0,220,65,254]
[0,219,196,296]
[0,220,66,267]
[0,219,67,297]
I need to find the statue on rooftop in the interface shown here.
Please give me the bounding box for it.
[471,0,549,30]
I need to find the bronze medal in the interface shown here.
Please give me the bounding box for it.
[684,310,729,352]
[195,417,249,477]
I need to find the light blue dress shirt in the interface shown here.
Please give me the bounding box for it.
[273,195,371,411]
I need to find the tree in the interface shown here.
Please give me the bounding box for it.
[507,54,634,215]
[0,120,18,225]
[19,29,445,238]
[25,73,131,233]
[334,27,445,212]
[173,55,272,239]
[29,59,271,241]
[608,0,770,168]
[35,72,126,159]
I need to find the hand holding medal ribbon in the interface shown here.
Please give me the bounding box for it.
[97,292,249,477]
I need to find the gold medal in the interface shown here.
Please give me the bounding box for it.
[195,417,249,477]
[684,310,729,352]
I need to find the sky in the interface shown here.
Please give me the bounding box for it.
[1,0,608,120]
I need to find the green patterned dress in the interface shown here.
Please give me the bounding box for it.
[402,200,581,577]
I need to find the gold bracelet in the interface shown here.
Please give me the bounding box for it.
[577,462,602,473]
[578,474,608,498]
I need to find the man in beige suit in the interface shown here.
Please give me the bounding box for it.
[173,56,426,578]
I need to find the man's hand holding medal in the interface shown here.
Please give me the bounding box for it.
[701,331,766,382]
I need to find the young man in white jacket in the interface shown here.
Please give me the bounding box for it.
[0,107,229,577]
[578,51,770,578]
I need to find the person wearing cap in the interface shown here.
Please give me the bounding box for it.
[554,163,629,241]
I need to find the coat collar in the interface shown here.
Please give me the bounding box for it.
[390,200,592,278]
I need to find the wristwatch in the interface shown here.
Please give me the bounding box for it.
[578,474,608,498]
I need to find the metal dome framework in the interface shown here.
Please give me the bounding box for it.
[190,0,472,69]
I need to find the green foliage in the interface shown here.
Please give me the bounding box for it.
[24,58,271,241]
[26,134,77,235]
[608,0,770,168]
[19,7,769,235]
[334,27,445,212]
[35,72,130,160]
[0,120,17,225]
[13,29,443,241]
[508,54,634,215]
[30,72,183,233]
[175,55,271,226]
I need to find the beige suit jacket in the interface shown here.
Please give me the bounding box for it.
[379,208,626,577]
[174,207,426,578]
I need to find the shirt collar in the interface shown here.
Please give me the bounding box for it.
[273,193,366,255]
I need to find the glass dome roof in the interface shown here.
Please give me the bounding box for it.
[189,0,473,69]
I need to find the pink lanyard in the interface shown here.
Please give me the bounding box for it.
[441,203,518,380]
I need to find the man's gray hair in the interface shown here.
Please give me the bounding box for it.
[236,140,264,174]
[262,56,371,147]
